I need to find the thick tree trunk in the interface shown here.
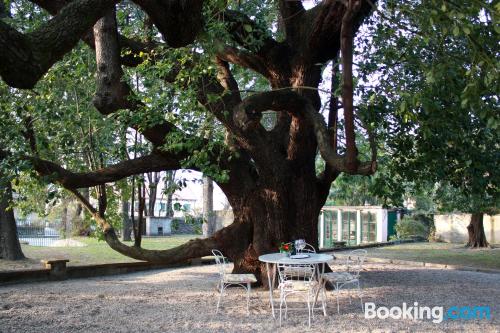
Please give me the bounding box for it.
[0,180,25,260]
[466,212,489,248]
[221,167,326,287]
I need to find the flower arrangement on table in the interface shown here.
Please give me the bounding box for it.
[279,242,294,254]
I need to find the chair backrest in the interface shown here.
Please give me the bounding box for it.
[297,243,317,254]
[346,249,367,278]
[277,263,317,285]
[212,249,228,278]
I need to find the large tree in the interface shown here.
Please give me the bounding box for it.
[356,0,499,247]
[2,0,380,283]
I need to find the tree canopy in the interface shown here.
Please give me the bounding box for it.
[0,0,498,270]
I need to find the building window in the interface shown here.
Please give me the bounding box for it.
[361,211,377,243]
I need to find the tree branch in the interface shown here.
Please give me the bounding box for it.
[93,7,135,114]
[341,0,362,172]
[221,10,279,54]
[216,45,269,78]
[0,0,119,89]
[68,185,250,265]
[277,0,305,45]
[196,58,242,131]
[306,0,375,62]
[215,9,285,81]
[132,0,203,47]
[31,153,181,189]
[238,89,376,175]
[29,0,157,68]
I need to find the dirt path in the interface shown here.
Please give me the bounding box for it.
[0,263,498,332]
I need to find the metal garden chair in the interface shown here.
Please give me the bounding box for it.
[212,249,257,315]
[321,249,367,314]
[296,242,317,254]
[277,262,326,328]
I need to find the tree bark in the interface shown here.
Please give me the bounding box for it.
[0,180,25,260]
[121,197,132,241]
[135,180,145,247]
[0,0,119,88]
[202,175,215,237]
[147,172,160,217]
[341,0,362,172]
[223,170,327,287]
[92,7,133,114]
[164,170,176,218]
[466,212,489,248]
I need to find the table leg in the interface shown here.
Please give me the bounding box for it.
[266,262,276,318]
[313,263,327,316]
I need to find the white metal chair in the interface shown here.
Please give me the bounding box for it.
[296,243,317,254]
[321,249,367,314]
[288,243,318,278]
[212,249,257,315]
[277,262,326,328]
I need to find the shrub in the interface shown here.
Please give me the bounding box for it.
[395,216,429,240]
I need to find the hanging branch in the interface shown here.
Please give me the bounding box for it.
[340,0,362,172]
[328,59,340,153]
[92,6,133,114]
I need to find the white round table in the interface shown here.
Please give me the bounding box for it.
[258,252,334,317]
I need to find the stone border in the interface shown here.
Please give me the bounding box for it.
[331,252,500,274]
[0,257,213,286]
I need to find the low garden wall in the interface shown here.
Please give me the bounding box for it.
[0,258,213,286]
[434,214,500,244]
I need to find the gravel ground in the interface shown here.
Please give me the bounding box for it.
[0,262,498,333]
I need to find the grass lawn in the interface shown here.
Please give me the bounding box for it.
[361,242,500,270]
[0,235,198,271]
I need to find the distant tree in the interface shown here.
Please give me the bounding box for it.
[0,174,24,260]
[202,175,216,237]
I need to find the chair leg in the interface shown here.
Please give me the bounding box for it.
[246,282,251,315]
[357,280,364,312]
[284,294,288,319]
[216,283,224,314]
[279,292,284,327]
[321,285,327,316]
[336,283,340,314]
[307,295,312,328]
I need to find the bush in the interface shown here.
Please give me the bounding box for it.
[395,216,429,240]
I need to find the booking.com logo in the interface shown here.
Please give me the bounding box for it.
[365,302,491,324]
